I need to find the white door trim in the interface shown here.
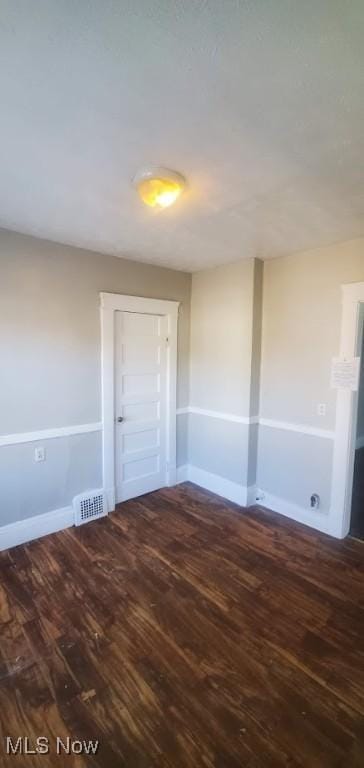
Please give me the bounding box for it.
[100,292,179,511]
[331,282,364,538]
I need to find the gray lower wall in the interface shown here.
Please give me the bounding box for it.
[0,432,102,526]
[257,426,333,515]
[185,416,333,517]
[247,423,259,488]
[176,413,189,468]
[188,413,249,485]
[1,415,190,528]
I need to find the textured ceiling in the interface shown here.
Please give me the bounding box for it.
[0,1,363,271]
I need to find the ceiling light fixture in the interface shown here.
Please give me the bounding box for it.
[133,167,186,209]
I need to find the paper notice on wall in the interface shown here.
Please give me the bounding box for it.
[330,357,360,391]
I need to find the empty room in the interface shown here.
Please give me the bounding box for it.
[0,2,363,766]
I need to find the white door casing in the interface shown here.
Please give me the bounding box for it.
[331,282,364,538]
[100,293,179,511]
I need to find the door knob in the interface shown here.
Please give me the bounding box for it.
[116,416,124,423]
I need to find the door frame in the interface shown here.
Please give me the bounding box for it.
[331,282,364,538]
[100,292,180,511]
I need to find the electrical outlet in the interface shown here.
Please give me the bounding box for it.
[310,493,320,509]
[317,403,326,417]
[34,446,45,462]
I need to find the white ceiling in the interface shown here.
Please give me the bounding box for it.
[0,1,363,272]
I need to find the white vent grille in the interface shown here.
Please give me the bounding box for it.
[73,490,108,526]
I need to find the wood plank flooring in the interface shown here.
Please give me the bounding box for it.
[0,482,363,767]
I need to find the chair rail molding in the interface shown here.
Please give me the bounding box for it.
[0,422,102,448]
[176,407,335,439]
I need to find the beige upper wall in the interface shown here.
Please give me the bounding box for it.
[189,259,257,416]
[0,229,191,435]
[260,238,364,430]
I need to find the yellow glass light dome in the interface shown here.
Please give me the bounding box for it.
[134,167,186,209]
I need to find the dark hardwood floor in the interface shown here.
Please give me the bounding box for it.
[350,447,364,540]
[0,483,363,767]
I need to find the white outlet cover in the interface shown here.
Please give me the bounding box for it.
[34,446,45,462]
[317,403,326,416]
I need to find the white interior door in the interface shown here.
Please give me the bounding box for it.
[115,310,168,502]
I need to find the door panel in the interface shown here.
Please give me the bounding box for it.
[123,373,159,395]
[124,455,159,481]
[122,402,159,421]
[123,429,159,453]
[115,310,167,502]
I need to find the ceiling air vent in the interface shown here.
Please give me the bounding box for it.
[73,490,108,526]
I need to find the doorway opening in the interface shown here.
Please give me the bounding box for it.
[331,283,364,538]
[350,303,364,540]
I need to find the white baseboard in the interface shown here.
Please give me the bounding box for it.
[189,466,248,505]
[105,485,116,512]
[0,474,339,553]
[0,505,74,552]
[246,484,258,506]
[188,465,247,507]
[259,492,332,535]
[175,467,337,536]
[176,464,248,506]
